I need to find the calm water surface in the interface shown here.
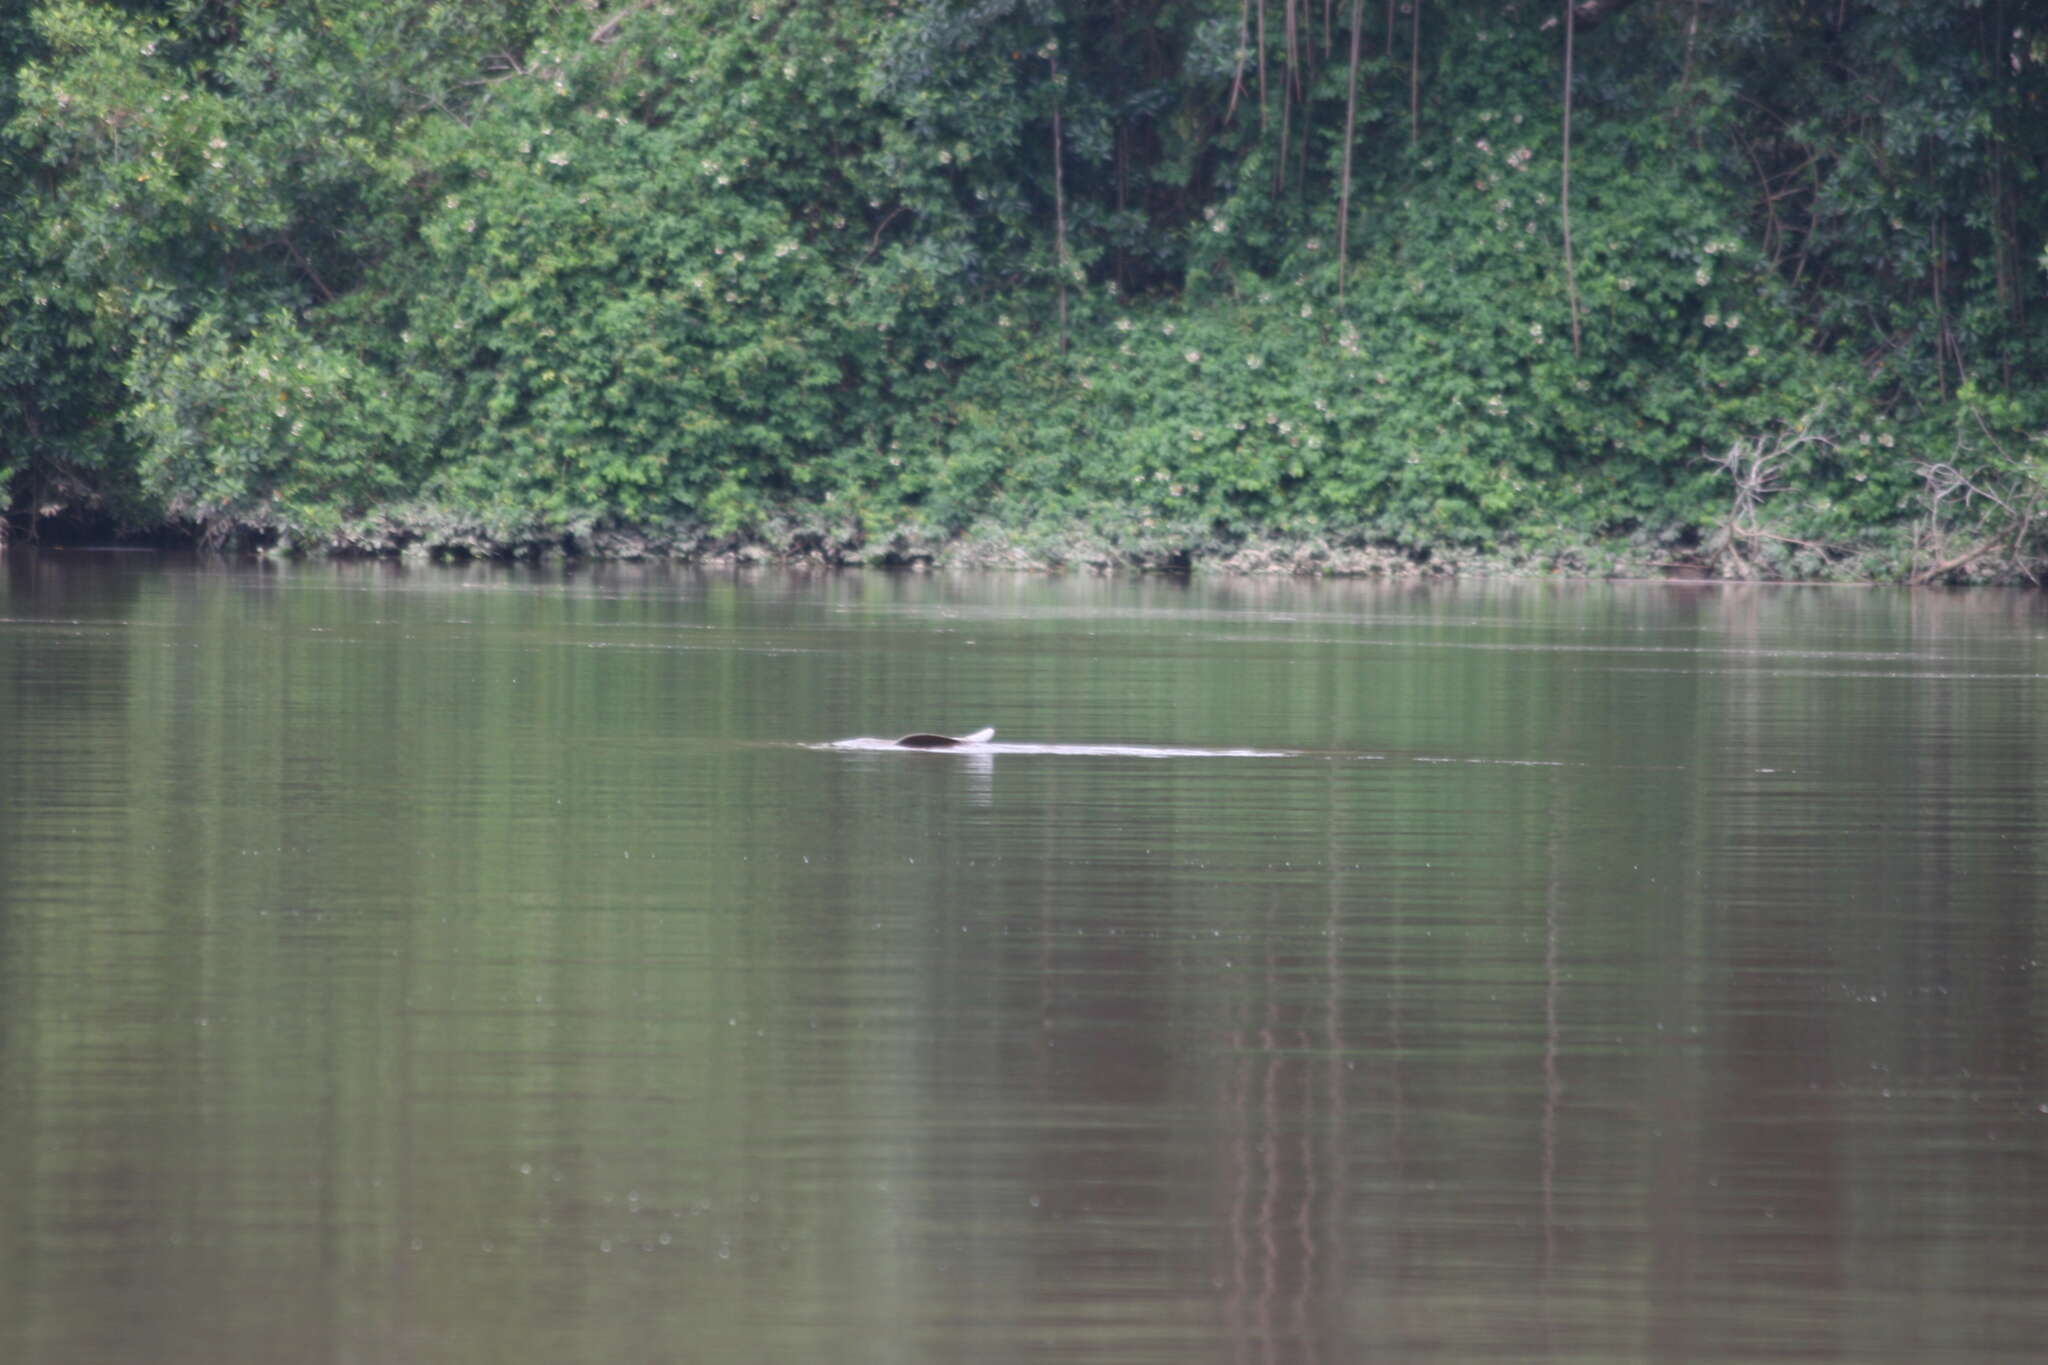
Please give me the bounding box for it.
[2,553,2045,1362]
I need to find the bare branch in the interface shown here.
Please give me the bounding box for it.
[592,1,656,46]
[1703,412,1839,577]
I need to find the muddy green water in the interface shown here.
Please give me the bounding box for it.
[2,554,2045,1362]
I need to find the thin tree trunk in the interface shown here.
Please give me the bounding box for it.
[1931,218,1949,399]
[1257,0,1270,134]
[1050,47,1070,355]
[1338,0,1365,300]
[1408,0,1421,147]
[1277,0,1294,192]
[1560,0,1583,358]
[1227,0,1252,124]
[1678,0,1700,95]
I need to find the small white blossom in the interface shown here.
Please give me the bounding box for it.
[1184,350,1201,364]
[1245,355,1263,369]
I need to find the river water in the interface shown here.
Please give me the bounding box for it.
[2,553,2044,1362]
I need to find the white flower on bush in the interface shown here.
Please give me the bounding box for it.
[1184,350,1201,364]
[1245,354,1263,369]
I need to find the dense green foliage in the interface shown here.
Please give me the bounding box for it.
[4,0,2047,577]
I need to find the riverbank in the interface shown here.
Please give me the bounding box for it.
[15,498,2037,586]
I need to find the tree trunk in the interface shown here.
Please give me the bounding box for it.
[1338,0,1365,300]
[1560,0,1584,358]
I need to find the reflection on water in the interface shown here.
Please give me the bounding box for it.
[2,553,2045,1363]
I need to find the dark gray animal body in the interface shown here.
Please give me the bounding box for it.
[894,727,995,749]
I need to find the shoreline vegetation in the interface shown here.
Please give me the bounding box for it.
[5,2,2046,584]
[5,500,2025,584]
